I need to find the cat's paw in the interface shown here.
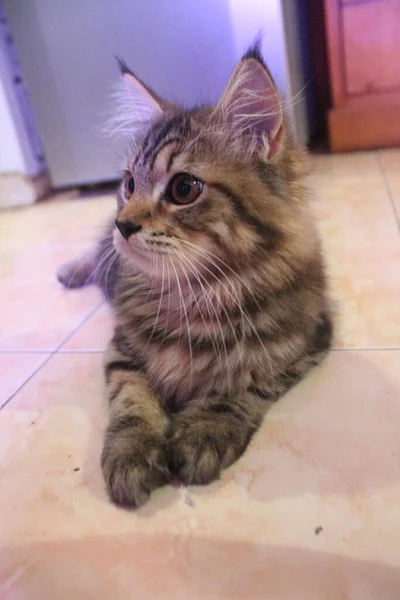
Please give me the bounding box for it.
[101,429,170,508]
[57,259,91,289]
[169,412,249,485]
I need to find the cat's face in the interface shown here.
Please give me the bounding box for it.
[112,45,304,281]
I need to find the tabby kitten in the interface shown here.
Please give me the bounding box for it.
[58,43,332,508]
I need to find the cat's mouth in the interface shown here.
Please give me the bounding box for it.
[113,227,221,284]
[113,228,188,278]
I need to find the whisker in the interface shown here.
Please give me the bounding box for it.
[181,247,275,374]
[170,260,193,385]
[179,239,261,309]
[146,255,165,346]
[103,252,119,303]
[177,251,231,392]
[176,251,222,358]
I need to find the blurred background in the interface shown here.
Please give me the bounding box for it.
[1,0,399,206]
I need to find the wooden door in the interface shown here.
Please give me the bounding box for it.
[324,0,400,151]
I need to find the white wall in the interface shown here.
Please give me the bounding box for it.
[227,0,288,96]
[3,0,309,186]
[6,0,304,187]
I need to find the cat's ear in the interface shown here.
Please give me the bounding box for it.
[216,42,283,156]
[116,57,164,122]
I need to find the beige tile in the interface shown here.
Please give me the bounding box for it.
[0,194,115,252]
[311,150,382,181]
[5,352,105,415]
[0,353,50,407]
[1,350,400,599]
[310,151,400,348]
[0,244,103,350]
[0,195,115,350]
[61,304,114,351]
[379,148,400,217]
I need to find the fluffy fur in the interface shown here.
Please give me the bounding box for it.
[58,42,332,507]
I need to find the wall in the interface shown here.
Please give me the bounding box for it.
[5,0,306,187]
[4,0,310,187]
[228,0,288,95]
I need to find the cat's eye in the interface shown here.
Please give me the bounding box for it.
[124,174,135,200]
[167,173,203,205]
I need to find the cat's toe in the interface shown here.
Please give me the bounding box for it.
[169,417,236,485]
[101,433,170,508]
[170,442,221,485]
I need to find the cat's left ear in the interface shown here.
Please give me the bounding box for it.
[216,43,283,157]
[116,57,166,122]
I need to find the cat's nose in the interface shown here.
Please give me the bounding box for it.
[115,219,142,240]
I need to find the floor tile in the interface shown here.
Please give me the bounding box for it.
[378,148,400,223]
[61,303,114,352]
[0,193,115,252]
[311,152,400,348]
[1,150,400,599]
[0,353,50,408]
[0,249,102,351]
[4,352,105,415]
[0,195,115,351]
[1,350,400,599]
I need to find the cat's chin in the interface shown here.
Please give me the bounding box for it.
[113,234,157,276]
[113,230,179,280]
[113,229,221,283]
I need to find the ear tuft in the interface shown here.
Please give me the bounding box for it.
[242,36,264,64]
[113,57,164,129]
[115,55,134,77]
[216,42,283,156]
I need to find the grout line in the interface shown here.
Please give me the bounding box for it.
[0,301,104,412]
[0,349,105,354]
[53,301,104,352]
[332,347,400,352]
[56,349,104,353]
[376,150,400,235]
[0,353,53,411]
[0,350,52,354]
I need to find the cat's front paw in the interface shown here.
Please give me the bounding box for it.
[101,428,170,508]
[169,412,250,485]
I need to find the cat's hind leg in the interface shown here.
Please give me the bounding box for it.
[57,248,98,289]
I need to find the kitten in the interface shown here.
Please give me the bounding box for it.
[58,42,332,507]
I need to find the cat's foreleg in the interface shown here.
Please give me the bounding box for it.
[169,391,270,484]
[101,336,170,507]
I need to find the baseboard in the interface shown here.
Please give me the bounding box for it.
[0,172,52,208]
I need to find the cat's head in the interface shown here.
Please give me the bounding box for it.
[112,42,309,281]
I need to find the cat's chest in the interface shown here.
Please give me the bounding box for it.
[116,288,255,401]
[135,311,229,400]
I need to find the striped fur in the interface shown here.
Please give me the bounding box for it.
[58,42,332,507]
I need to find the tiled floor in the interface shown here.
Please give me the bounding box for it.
[1,150,400,599]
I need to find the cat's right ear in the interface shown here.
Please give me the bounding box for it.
[116,57,164,122]
[214,41,283,157]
